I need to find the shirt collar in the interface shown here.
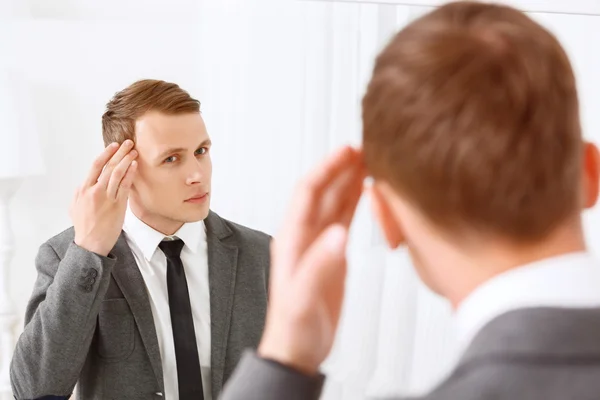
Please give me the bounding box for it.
[123,205,206,261]
[455,251,600,352]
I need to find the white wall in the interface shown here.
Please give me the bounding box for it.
[2,0,600,399]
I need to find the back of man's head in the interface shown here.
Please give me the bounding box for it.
[363,1,586,244]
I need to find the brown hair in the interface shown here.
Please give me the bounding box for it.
[102,79,201,146]
[362,1,582,242]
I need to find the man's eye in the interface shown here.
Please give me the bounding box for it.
[196,147,208,156]
[164,156,177,163]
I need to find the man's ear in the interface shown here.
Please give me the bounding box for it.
[583,141,600,209]
[368,183,406,249]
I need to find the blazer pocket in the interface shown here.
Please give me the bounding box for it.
[97,298,135,361]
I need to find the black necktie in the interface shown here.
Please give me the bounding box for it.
[159,238,204,400]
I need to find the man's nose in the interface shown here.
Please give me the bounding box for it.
[186,159,204,185]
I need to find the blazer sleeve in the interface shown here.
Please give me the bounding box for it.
[219,350,326,400]
[10,241,116,399]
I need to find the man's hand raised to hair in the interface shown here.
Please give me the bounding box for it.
[70,140,138,257]
[258,146,367,376]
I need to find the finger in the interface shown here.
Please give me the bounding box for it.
[288,146,358,223]
[326,150,366,229]
[282,161,365,267]
[83,143,119,188]
[297,146,360,216]
[97,140,135,189]
[296,224,349,328]
[116,160,138,201]
[337,165,367,228]
[279,147,361,264]
[107,151,138,199]
[317,161,365,223]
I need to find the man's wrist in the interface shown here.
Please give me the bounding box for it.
[74,237,110,257]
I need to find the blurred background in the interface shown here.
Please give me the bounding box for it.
[1,0,599,399]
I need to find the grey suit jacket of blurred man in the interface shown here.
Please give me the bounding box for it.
[220,307,600,400]
[10,211,270,400]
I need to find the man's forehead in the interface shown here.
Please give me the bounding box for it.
[136,111,205,131]
[135,111,209,145]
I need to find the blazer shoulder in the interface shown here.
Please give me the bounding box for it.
[229,220,271,243]
[421,360,539,400]
[210,211,272,245]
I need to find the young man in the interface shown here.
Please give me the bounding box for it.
[10,80,271,400]
[220,2,600,400]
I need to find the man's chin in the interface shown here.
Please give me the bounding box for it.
[180,205,210,222]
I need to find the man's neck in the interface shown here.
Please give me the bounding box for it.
[129,202,184,236]
[447,223,587,309]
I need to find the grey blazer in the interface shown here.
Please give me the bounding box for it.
[10,210,271,400]
[220,307,600,400]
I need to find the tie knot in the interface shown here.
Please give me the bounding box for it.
[159,238,185,259]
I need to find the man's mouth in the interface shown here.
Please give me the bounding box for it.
[185,193,209,203]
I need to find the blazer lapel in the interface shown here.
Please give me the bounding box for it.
[111,232,165,393]
[205,211,239,397]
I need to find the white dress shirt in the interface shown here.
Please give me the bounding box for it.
[455,251,600,353]
[123,207,212,400]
